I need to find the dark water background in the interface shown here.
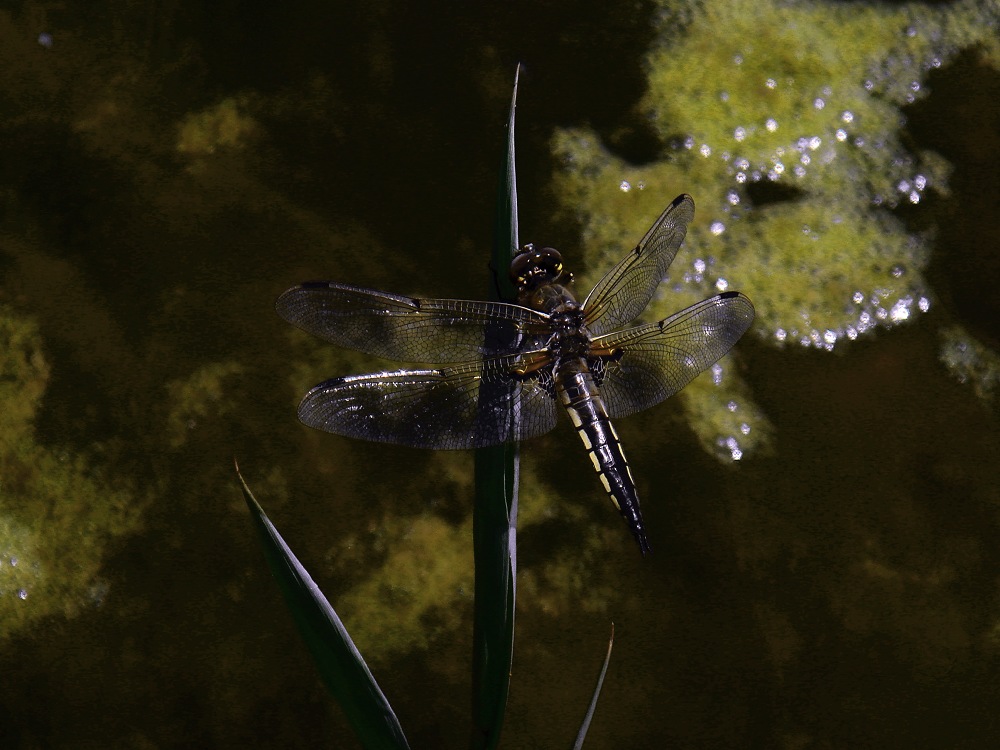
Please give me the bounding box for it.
[1,1,999,748]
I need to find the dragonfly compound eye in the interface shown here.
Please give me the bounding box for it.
[510,244,564,289]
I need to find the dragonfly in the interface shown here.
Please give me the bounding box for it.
[276,194,754,554]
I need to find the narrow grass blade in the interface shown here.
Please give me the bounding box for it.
[572,624,615,750]
[470,63,521,750]
[236,464,410,750]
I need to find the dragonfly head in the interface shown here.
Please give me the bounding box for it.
[510,243,566,291]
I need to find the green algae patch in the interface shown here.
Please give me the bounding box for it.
[177,97,259,157]
[0,309,143,637]
[939,325,1000,403]
[165,361,247,449]
[680,358,769,461]
[336,512,473,660]
[552,0,1000,457]
[309,451,627,662]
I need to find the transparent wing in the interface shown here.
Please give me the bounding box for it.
[590,292,755,419]
[296,349,559,449]
[582,194,695,336]
[276,282,551,363]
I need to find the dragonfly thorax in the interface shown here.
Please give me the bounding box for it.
[547,307,592,358]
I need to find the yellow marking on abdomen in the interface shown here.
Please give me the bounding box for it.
[599,473,619,508]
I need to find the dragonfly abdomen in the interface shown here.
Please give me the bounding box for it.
[555,359,651,555]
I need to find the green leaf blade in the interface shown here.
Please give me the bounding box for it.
[470,64,522,750]
[237,466,410,750]
[572,624,615,750]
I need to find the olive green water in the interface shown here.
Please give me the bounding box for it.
[2,1,999,747]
